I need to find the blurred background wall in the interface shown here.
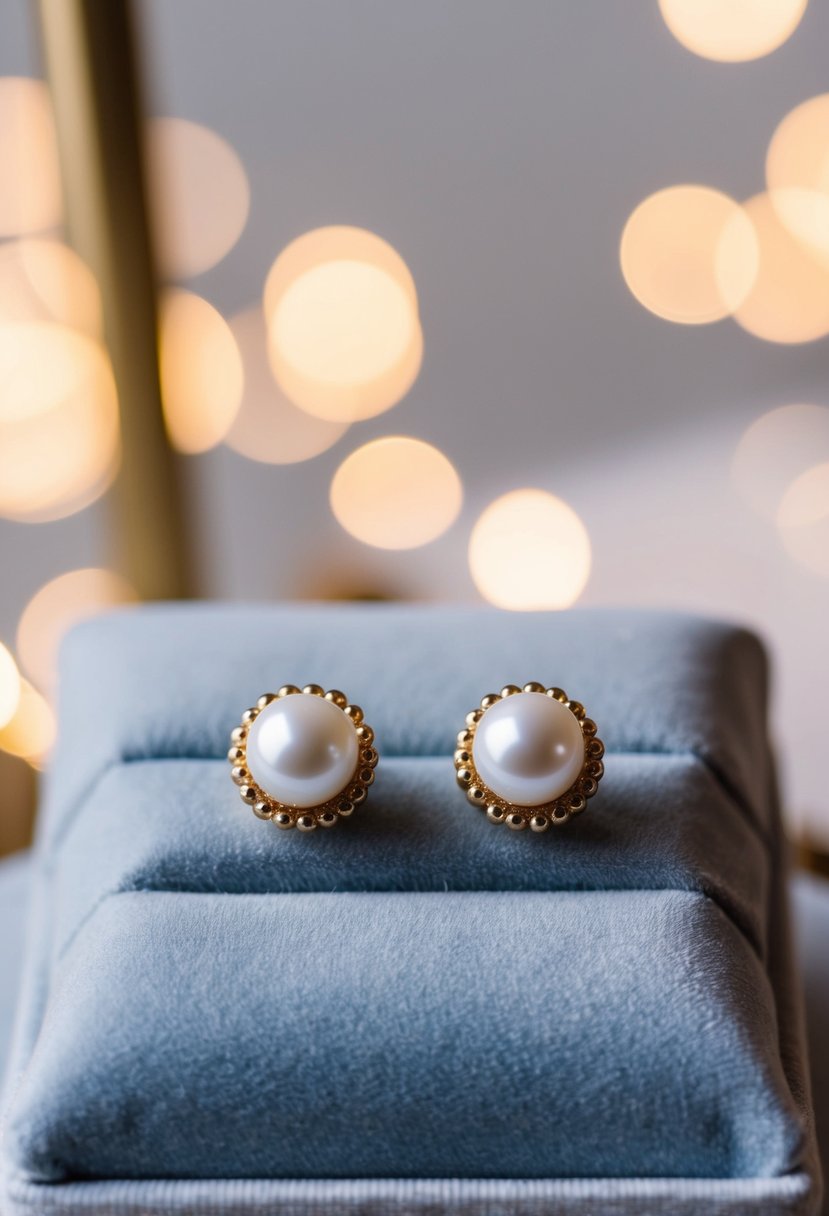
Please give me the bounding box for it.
[1,0,829,853]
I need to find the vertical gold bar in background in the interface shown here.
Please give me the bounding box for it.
[36,0,191,600]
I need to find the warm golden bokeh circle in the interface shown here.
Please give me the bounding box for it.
[0,322,108,423]
[263,226,417,320]
[330,436,462,549]
[264,227,422,423]
[158,289,244,454]
[0,677,56,766]
[468,489,591,611]
[0,77,62,237]
[0,239,102,336]
[766,94,829,263]
[0,642,21,731]
[145,117,250,280]
[730,192,829,343]
[224,308,348,464]
[657,0,808,62]
[0,329,120,522]
[17,567,137,694]
[620,186,758,324]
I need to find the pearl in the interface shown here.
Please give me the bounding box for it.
[245,694,358,808]
[472,691,584,807]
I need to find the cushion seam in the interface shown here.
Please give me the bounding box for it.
[53,884,764,970]
[46,749,771,860]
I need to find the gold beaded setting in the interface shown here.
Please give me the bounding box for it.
[228,685,378,831]
[454,683,605,832]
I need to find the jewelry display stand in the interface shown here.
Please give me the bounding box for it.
[0,604,820,1215]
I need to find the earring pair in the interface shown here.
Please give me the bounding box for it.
[229,682,603,833]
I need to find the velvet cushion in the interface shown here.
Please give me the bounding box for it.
[0,605,820,1214]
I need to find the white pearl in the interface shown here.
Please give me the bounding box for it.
[473,691,584,807]
[246,694,358,808]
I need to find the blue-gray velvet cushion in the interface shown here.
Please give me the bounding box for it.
[0,605,821,1214]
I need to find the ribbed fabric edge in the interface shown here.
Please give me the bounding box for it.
[0,1171,817,1216]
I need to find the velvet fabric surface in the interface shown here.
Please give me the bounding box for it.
[0,604,821,1214]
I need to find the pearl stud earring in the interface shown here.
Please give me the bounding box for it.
[228,685,378,831]
[454,683,604,831]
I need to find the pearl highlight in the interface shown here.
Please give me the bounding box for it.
[245,693,359,809]
[472,692,585,807]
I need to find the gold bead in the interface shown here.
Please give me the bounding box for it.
[582,718,598,737]
[529,814,549,833]
[568,793,587,814]
[359,767,375,786]
[454,749,471,766]
[253,800,274,820]
[257,693,276,709]
[239,785,257,804]
[227,746,245,765]
[344,704,364,724]
[580,777,599,798]
[337,798,354,817]
[587,759,604,780]
[355,724,374,744]
[506,812,527,830]
[500,684,521,698]
[457,729,474,748]
[547,687,567,702]
[325,689,347,706]
[480,693,501,709]
[349,785,367,804]
[568,700,586,721]
[302,684,324,697]
[241,707,259,725]
[467,786,486,807]
[486,804,507,823]
[274,811,294,829]
[465,708,483,727]
[231,765,249,785]
[588,738,605,759]
[277,685,300,698]
[551,805,571,825]
[361,746,378,767]
[230,725,247,745]
[318,810,338,828]
[523,682,545,694]
[456,767,473,787]
[296,814,317,832]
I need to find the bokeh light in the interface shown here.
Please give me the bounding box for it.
[264,226,417,318]
[620,186,758,324]
[0,239,102,336]
[265,226,422,422]
[732,403,829,517]
[468,489,591,611]
[657,0,808,62]
[776,461,829,578]
[224,307,348,464]
[766,94,829,262]
[145,117,250,280]
[158,289,244,454]
[330,436,462,549]
[729,192,829,343]
[17,567,137,694]
[0,77,62,236]
[0,642,21,730]
[0,323,107,423]
[0,677,56,767]
[0,329,119,522]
